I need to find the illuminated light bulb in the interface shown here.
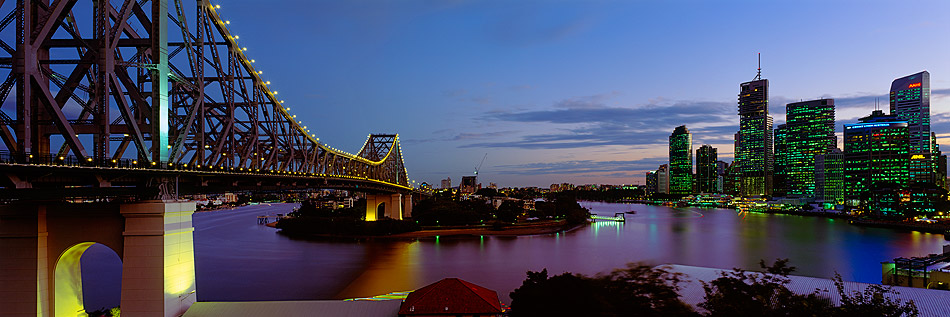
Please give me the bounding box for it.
[251,59,255,63]
[215,4,220,8]
[225,20,231,24]
[273,91,278,94]
[234,35,239,39]
[265,81,270,84]
[241,47,247,51]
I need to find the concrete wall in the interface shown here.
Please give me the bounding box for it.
[0,200,197,317]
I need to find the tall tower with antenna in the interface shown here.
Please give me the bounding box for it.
[735,53,774,196]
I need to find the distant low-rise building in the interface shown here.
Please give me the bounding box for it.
[460,176,478,194]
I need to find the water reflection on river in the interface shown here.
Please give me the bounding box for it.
[192,202,945,304]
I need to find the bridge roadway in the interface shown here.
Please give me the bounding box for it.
[0,153,413,201]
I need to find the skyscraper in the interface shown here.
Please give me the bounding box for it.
[657,164,670,194]
[815,148,844,207]
[716,160,729,193]
[773,124,788,197]
[736,60,773,197]
[669,126,693,195]
[696,145,718,193]
[646,170,658,196]
[890,71,931,184]
[785,99,836,198]
[843,110,909,206]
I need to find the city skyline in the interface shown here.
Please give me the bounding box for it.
[205,0,950,187]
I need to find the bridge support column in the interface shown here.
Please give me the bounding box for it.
[389,194,404,220]
[365,194,408,221]
[0,205,49,316]
[119,200,197,317]
[403,194,412,218]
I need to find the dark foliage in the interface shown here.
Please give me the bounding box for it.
[290,198,365,220]
[701,259,919,317]
[538,193,590,225]
[475,188,502,197]
[86,307,120,317]
[508,265,697,317]
[834,273,919,317]
[700,259,832,316]
[412,197,493,226]
[276,217,419,236]
[496,200,523,223]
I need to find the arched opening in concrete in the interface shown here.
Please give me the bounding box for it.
[54,242,122,317]
[81,244,123,315]
[377,202,386,220]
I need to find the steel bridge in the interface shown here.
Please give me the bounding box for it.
[1,1,420,316]
[0,0,413,199]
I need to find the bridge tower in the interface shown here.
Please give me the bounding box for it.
[0,200,197,317]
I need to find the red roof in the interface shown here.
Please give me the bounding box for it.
[399,278,503,315]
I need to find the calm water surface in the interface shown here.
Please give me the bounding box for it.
[82,201,947,308]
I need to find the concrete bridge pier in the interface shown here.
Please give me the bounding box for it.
[365,194,412,221]
[0,200,197,317]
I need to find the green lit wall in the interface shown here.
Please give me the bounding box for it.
[815,149,844,205]
[736,79,773,196]
[890,71,931,184]
[844,113,909,208]
[696,145,718,193]
[784,99,836,198]
[773,124,788,196]
[669,126,693,195]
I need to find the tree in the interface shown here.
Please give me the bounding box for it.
[700,259,919,317]
[700,259,833,317]
[833,273,918,317]
[496,200,522,223]
[475,188,501,197]
[509,264,697,317]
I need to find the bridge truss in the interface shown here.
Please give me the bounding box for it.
[0,0,411,194]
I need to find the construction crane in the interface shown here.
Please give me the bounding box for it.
[474,153,488,175]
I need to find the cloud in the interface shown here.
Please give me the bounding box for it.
[493,157,667,175]
[403,130,517,145]
[553,92,621,109]
[466,97,735,149]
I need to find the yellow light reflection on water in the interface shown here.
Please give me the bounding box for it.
[334,241,421,299]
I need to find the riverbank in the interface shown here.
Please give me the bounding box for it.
[602,199,950,236]
[272,219,585,240]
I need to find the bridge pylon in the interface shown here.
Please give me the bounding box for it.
[0,200,197,317]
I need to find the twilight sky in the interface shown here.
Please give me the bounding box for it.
[215,0,950,188]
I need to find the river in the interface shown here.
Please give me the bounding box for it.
[81,201,947,309]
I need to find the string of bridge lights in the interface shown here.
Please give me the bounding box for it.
[208,3,415,187]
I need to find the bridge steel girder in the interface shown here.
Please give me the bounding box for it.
[0,0,412,194]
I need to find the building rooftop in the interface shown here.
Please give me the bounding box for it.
[398,278,503,315]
